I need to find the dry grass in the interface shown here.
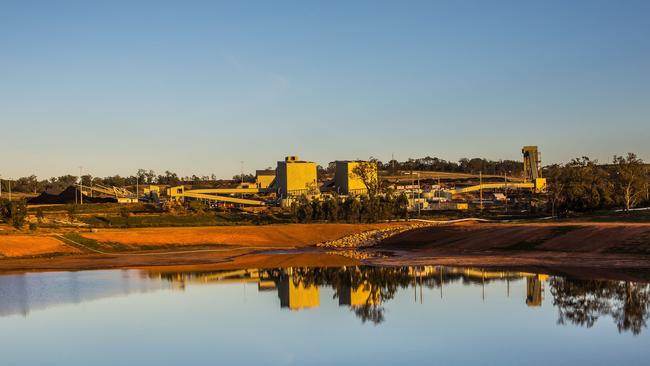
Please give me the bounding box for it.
[81,223,407,248]
[0,236,80,257]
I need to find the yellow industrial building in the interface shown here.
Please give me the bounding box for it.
[333,160,376,195]
[255,170,276,190]
[275,156,318,197]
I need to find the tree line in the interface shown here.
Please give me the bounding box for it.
[291,193,409,223]
[322,157,524,176]
[5,169,226,194]
[545,153,649,215]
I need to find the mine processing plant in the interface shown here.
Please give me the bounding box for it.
[161,146,546,209]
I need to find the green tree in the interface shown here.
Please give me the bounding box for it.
[395,193,409,219]
[342,196,361,223]
[67,205,77,222]
[36,207,45,223]
[310,199,323,221]
[294,195,313,223]
[544,157,614,214]
[119,206,131,218]
[613,153,646,211]
[1,200,28,229]
[351,159,381,198]
[322,195,340,222]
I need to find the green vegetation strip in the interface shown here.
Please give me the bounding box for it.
[57,233,129,253]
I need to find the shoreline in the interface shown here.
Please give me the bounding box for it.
[0,221,649,276]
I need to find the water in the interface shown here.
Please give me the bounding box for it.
[0,266,648,366]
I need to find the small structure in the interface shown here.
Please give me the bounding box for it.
[275,156,318,197]
[255,170,276,190]
[142,185,161,195]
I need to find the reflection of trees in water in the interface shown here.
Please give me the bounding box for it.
[147,266,650,333]
[550,278,650,335]
[285,267,412,324]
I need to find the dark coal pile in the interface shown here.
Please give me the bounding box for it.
[28,186,117,204]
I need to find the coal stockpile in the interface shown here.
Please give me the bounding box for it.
[28,186,117,204]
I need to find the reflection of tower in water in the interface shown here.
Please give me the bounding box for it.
[277,271,320,311]
[526,275,548,307]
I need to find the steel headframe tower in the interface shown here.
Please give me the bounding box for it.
[522,146,542,182]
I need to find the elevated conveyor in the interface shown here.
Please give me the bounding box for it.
[167,186,265,206]
[449,182,537,195]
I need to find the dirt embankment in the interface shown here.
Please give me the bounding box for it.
[372,222,650,268]
[80,223,407,249]
[0,223,406,271]
[1,221,650,273]
[379,222,650,254]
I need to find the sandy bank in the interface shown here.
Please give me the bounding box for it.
[80,223,406,248]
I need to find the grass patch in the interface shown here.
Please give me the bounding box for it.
[29,202,159,214]
[60,233,130,252]
[77,212,292,229]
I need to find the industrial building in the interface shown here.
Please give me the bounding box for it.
[333,160,376,195]
[255,170,275,189]
[135,146,549,210]
[274,156,318,198]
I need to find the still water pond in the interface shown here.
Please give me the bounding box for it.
[0,266,649,366]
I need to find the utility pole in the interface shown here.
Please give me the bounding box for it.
[438,176,441,209]
[79,166,83,205]
[412,174,415,213]
[240,161,244,206]
[504,172,508,213]
[0,174,2,199]
[8,179,11,202]
[478,171,483,212]
[417,172,420,216]
[136,174,139,201]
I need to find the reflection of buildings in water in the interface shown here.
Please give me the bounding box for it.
[409,266,549,306]
[257,280,277,291]
[0,270,170,317]
[146,266,551,310]
[338,281,380,308]
[277,275,320,311]
[526,275,548,307]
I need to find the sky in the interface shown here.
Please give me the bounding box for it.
[1,0,649,179]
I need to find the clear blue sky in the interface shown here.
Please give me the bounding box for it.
[1,0,649,179]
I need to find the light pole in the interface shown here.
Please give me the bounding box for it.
[417,172,421,216]
[479,171,483,211]
[240,161,244,206]
[79,166,83,205]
